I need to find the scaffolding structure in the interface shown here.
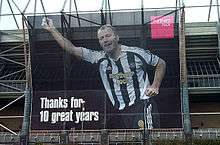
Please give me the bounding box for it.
[186,22,220,94]
[0,0,220,144]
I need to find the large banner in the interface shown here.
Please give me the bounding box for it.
[30,13,182,130]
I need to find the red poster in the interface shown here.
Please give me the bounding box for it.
[151,16,174,39]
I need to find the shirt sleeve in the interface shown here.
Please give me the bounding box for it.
[149,52,159,66]
[137,48,159,66]
[81,47,103,64]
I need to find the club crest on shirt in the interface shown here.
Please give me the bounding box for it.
[109,71,134,85]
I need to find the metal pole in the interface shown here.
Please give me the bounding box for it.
[143,99,150,145]
[61,0,68,12]
[73,0,81,27]
[69,0,72,27]
[141,0,144,25]
[179,7,192,143]
[7,0,19,29]
[39,0,47,18]
[217,0,220,22]
[32,0,37,28]
[0,124,18,135]
[66,12,101,25]
[217,0,220,57]
[107,0,112,25]
[208,0,213,21]
[0,0,2,41]
[23,0,31,13]
[100,9,106,25]
[60,14,69,144]
[104,0,107,23]
[0,56,25,66]
[100,0,105,10]
[20,15,32,145]
[0,0,3,22]
[0,94,25,111]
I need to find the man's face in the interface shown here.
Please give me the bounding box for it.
[97,27,119,53]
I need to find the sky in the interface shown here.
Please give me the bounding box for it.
[0,0,219,30]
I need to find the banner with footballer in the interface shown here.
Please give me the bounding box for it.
[30,12,182,130]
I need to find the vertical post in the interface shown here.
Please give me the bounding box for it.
[101,9,106,25]
[101,129,109,145]
[217,23,220,57]
[179,7,192,142]
[208,0,213,21]
[141,2,150,144]
[60,131,69,143]
[141,0,146,49]
[103,93,107,129]
[104,0,108,22]
[73,0,81,27]
[100,0,106,25]
[217,0,220,22]
[0,0,2,23]
[141,0,144,25]
[69,0,72,27]
[32,0,37,28]
[0,0,2,42]
[217,0,220,57]
[20,15,32,145]
[60,14,69,144]
[107,0,112,25]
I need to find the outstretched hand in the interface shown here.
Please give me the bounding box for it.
[41,17,55,31]
[145,85,159,97]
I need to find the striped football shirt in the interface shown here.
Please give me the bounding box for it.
[82,45,159,110]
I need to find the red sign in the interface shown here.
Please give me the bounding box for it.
[150,16,174,39]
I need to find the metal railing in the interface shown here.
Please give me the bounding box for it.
[0,128,219,144]
[187,57,220,94]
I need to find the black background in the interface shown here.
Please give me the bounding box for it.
[30,22,182,130]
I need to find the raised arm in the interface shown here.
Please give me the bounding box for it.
[41,17,82,59]
[145,58,166,96]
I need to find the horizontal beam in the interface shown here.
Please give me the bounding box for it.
[188,87,220,94]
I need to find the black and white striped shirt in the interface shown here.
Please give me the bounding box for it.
[82,45,159,110]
